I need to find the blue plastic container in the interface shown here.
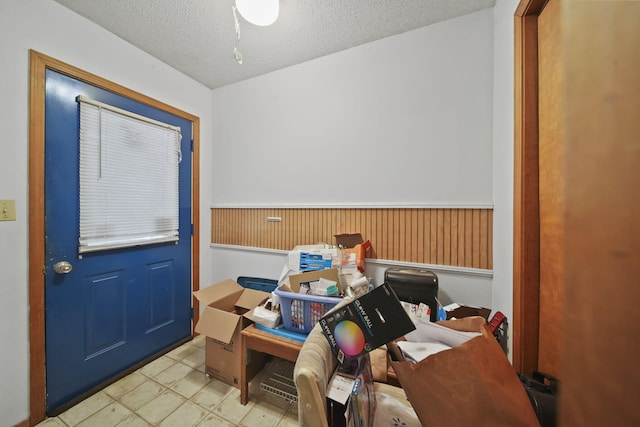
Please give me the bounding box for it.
[236,276,278,293]
[254,323,308,343]
[274,288,342,334]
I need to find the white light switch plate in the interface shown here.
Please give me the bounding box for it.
[0,200,16,221]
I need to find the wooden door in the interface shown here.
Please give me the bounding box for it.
[516,0,640,424]
[560,2,640,425]
[537,0,563,378]
[514,0,559,378]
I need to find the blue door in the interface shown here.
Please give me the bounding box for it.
[44,70,193,414]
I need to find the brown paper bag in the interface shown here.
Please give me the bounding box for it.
[389,317,539,427]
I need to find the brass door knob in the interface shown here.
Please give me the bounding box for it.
[53,261,73,274]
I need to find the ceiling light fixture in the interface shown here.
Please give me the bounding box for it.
[235,0,279,26]
[232,6,243,64]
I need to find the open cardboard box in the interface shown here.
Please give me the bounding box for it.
[334,233,364,248]
[193,280,269,388]
[334,233,371,275]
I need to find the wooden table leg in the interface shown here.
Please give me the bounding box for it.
[240,325,303,405]
[240,331,249,405]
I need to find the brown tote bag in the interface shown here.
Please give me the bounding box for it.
[388,317,540,427]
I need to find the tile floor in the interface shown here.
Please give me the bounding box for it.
[36,335,299,427]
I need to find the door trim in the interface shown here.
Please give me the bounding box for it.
[513,0,547,375]
[28,50,201,424]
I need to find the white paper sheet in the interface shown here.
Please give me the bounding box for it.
[397,340,452,362]
[404,319,481,347]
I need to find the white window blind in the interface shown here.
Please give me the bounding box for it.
[78,95,182,253]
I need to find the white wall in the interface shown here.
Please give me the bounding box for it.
[211,9,495,207]
[492,0,520,358]
[209,8,498,325]
[0,0,213,424]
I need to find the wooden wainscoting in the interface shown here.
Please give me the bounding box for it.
[211,208,492,269]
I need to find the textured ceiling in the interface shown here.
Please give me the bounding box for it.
[52,0,496,90]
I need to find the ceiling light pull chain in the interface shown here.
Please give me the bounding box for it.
[232,5,243,64]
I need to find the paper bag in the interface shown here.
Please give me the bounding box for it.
[389,317,539,427]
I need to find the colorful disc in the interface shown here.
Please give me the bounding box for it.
[334,320,365,356]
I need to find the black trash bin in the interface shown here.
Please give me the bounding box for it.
[519,371,559,427]
[384,267,439,321]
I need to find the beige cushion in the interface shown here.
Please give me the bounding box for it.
[294,301,346,427]
[293,299,418,427]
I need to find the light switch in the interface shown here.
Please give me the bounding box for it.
[0,200,16,221]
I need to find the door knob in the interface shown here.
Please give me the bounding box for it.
[53,261,73,274]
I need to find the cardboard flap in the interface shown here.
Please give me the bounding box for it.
[334,233,364,248]
[235,288,269,311]
[193,280,243,307]
[445,304,492,320]
[195,307,240,344]
[288,268,340,293]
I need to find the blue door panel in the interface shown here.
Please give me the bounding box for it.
[146,260,176,331]
[84,271,126,357]
[44,69,192,413]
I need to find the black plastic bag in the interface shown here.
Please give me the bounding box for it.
[518,371,559,427]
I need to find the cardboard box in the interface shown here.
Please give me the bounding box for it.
[278,244,341,286]
[334,233,364,248]
[335,234,371,274]
[193,280,269,388]
[287,245,340,272]
[320,283,416,363]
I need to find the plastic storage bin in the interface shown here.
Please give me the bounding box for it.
[384,267,439,321]
[236,276,278,293]
[274,288,342,334]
